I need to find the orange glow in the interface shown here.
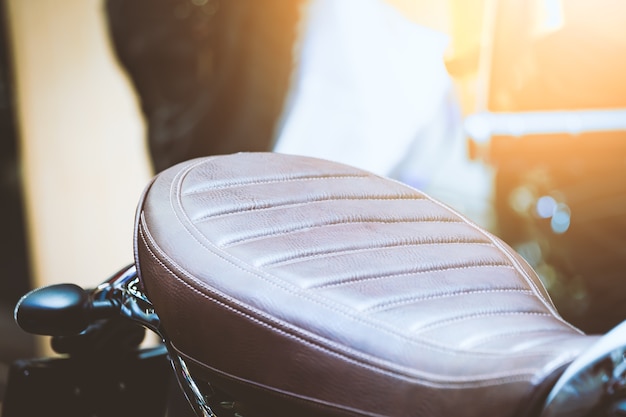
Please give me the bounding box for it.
[387,1,626,117]
[487,0,626,113]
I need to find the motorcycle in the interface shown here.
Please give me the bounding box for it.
[2,152,626,417]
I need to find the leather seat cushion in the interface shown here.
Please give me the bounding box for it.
[134,152,597,417]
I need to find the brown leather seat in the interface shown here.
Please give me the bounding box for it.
[134,152,597,417]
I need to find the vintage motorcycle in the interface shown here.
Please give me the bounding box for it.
[3,152,626,417]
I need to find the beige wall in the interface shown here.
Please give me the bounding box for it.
[7,0,151,293]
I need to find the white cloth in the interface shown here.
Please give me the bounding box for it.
[274,0,453,178]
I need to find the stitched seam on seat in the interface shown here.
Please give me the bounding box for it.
[140,226,544,387]
[364,288,533,312]
[309,263,515,289]
[455,328,577,351]
[222,218,464,247]
[412,311,553,334]
[262,240,492,268]
[194,195,425,221]
[183,174,370,195]
[162,159,579,358]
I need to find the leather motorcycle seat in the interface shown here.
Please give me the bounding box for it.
[134,152,598,417]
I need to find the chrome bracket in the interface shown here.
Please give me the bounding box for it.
[94,264,218,417]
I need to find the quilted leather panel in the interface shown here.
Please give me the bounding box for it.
[135,153,597,417]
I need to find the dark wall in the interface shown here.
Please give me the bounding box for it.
[106,0,303,173]
[0,0,30,306]
[0,0,35,403]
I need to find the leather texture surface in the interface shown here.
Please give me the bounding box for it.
[135,152,598,417]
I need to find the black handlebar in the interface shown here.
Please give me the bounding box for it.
[14,284,119,336]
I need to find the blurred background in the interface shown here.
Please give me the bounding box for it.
[1,0,626,409]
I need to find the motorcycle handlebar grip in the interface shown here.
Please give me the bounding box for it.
[14,283,106,336]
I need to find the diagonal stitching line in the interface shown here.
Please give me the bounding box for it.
[412,311,553,334]
[261,240,492,267]
[309,263,515,290]
[193,194,425,222]
[182,173,369,195]
[457,328,577,351]
[221,217,463,247]
[364,288,534,313]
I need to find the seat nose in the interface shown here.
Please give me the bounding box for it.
[135,152,598,417]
